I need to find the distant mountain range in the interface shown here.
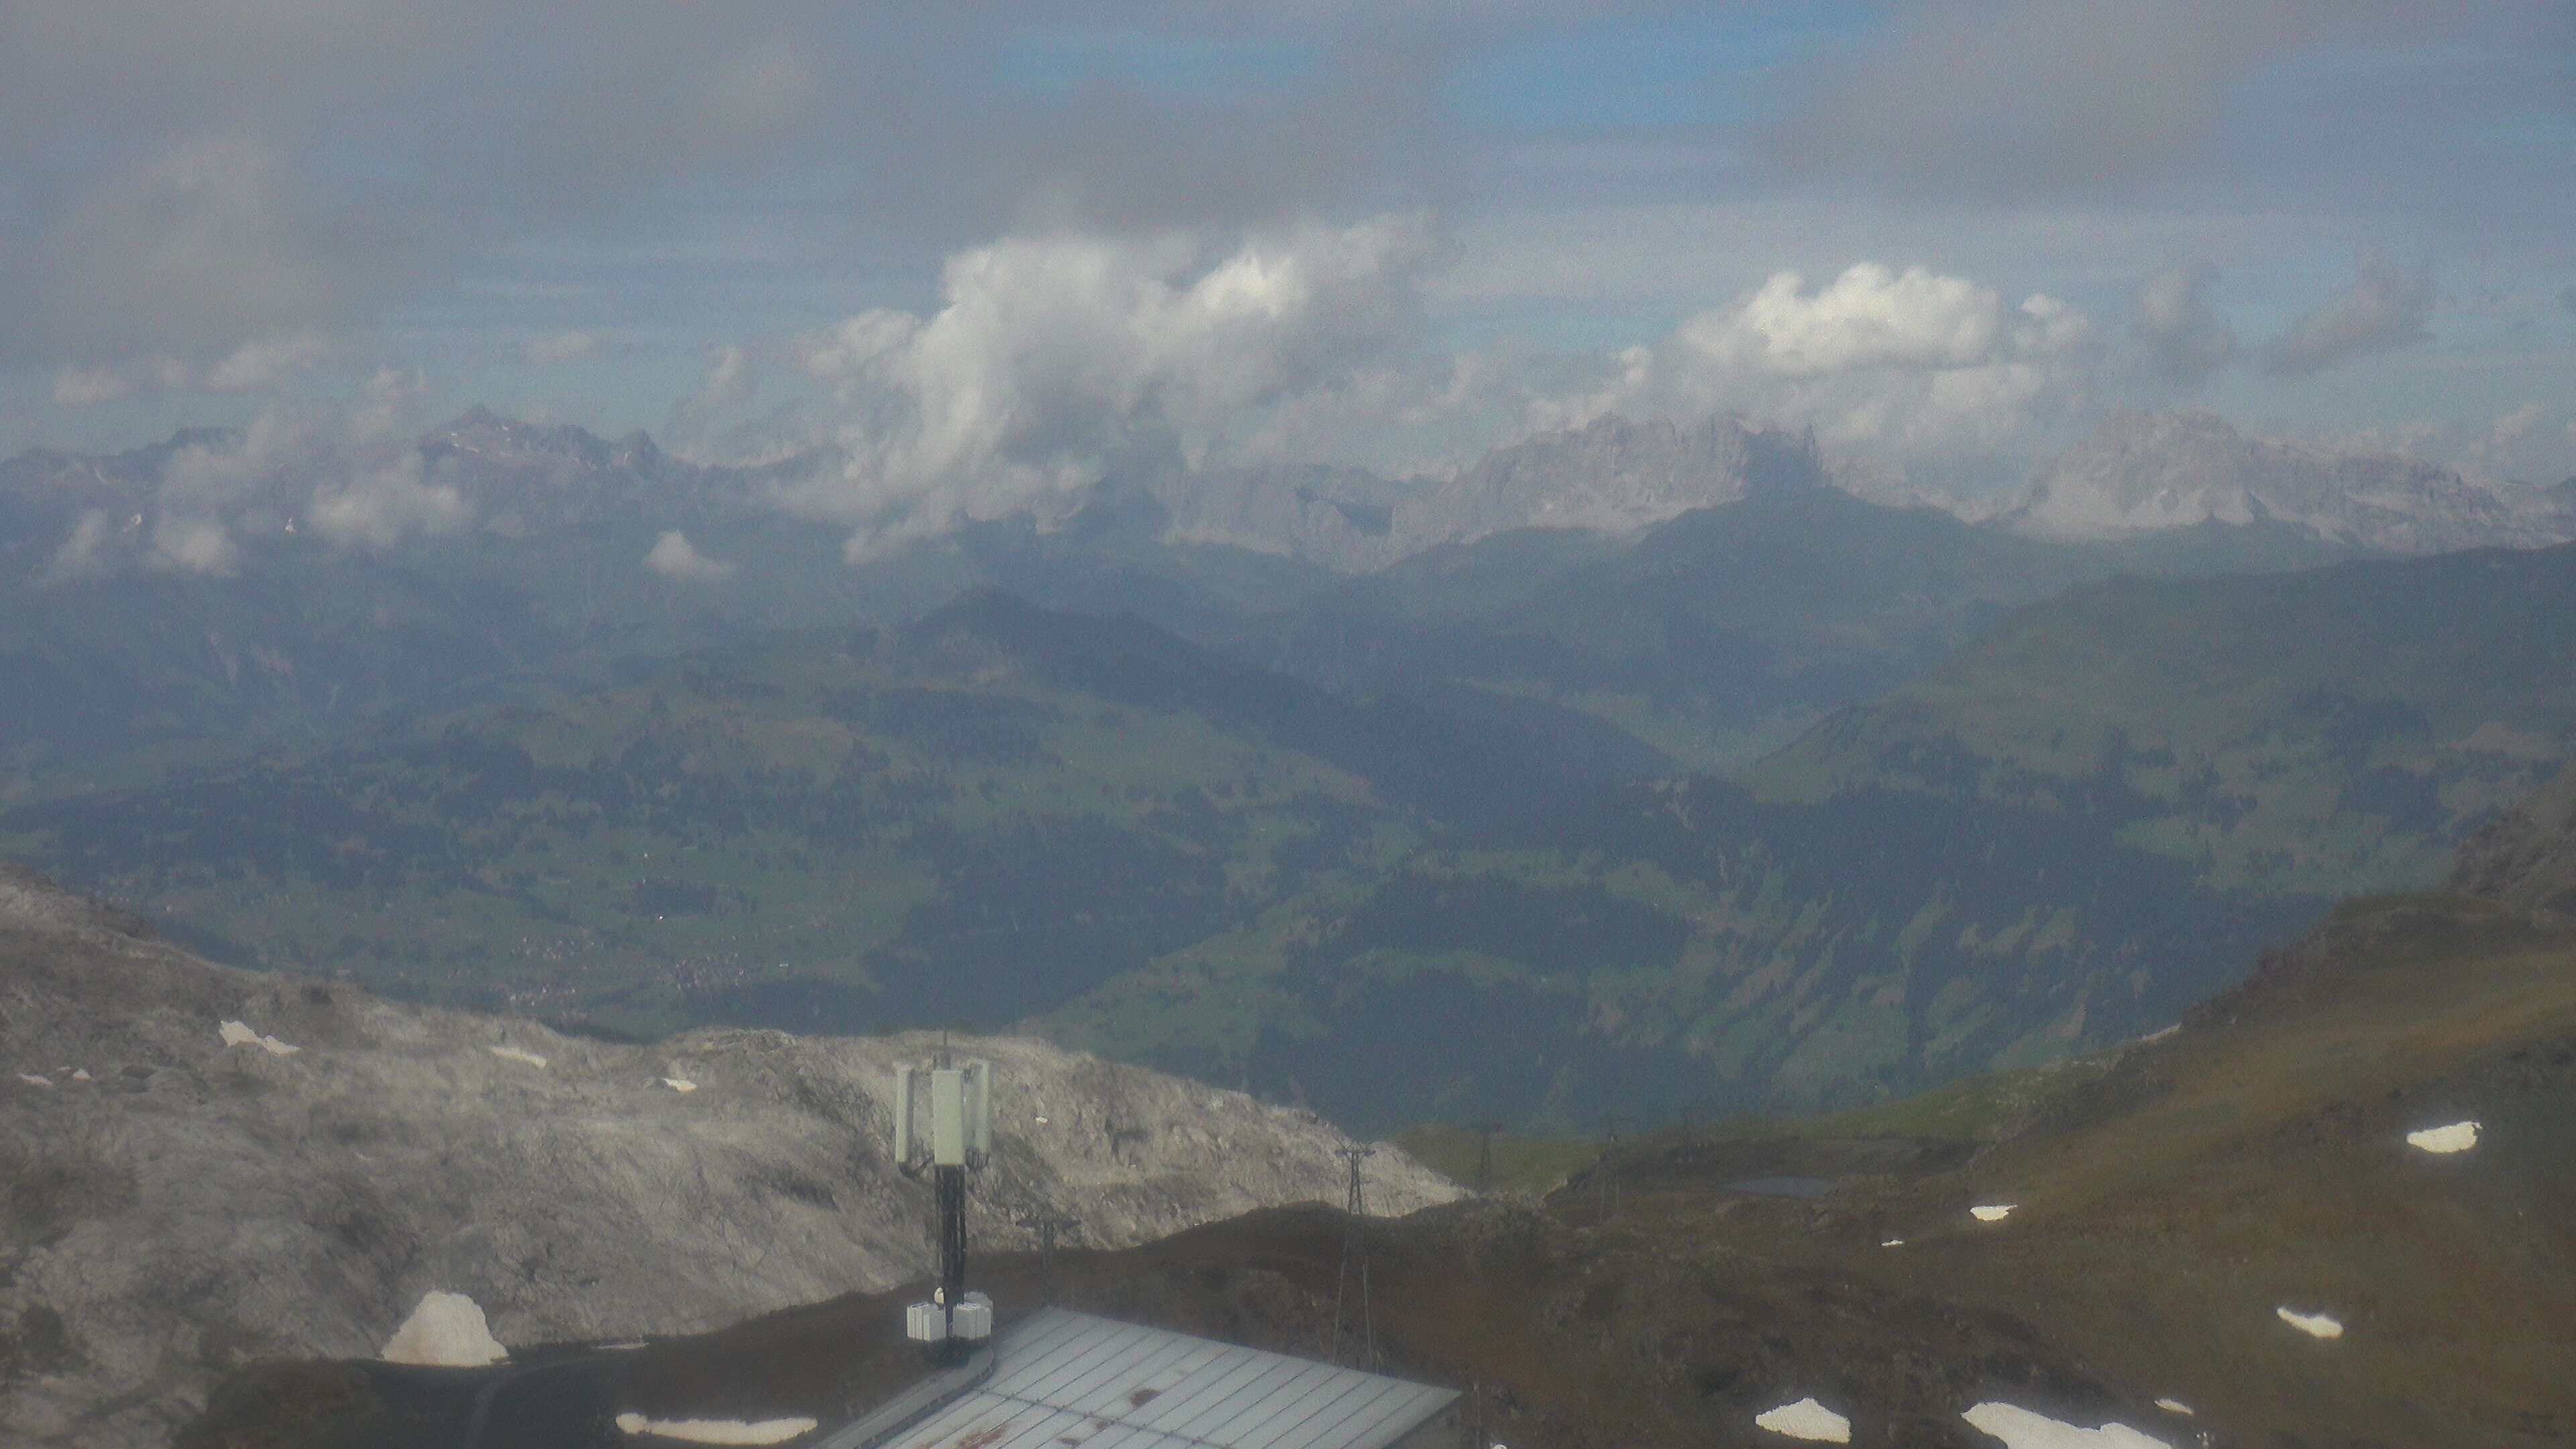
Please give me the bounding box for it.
[8,402,2575,1137]
[15,540,2570,1132]
[1995,409,2575,552]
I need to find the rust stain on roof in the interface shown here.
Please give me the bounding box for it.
[1128,1388,1162,1408]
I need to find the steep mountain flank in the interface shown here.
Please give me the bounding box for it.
[2451,761,2576,918]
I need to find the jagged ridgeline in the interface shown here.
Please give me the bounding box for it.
[0,593,1662,1042]
[1046,542,2576,1134]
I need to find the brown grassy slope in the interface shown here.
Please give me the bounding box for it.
[1853,896,2576,1448]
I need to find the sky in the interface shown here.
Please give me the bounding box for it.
[3,0,2571,517]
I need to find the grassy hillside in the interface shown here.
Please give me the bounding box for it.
[1053,545,2576,1132]
[0,594,1666,1042]
[1232,486,2362,771]
[1046,773,2329,1132]
[1750,542,2576,895]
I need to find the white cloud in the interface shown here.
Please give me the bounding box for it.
[52,366,134,408]
[644,529,737,582]
[700,343,748,404]
[309,451,470,549]
[44,511,121,583]
[2132,259,2236,385]
[47,330,330,407]
[1764,1,2428,201]
[2318,400,2576,485]
[46,371,457,576]
[203,330,332,390]
[2261,247,2433,375]
[1587,262,2098,472]
[782,214,1445,553]
[1682,264,2043,376]
[147,515,241,576]
[26,131,361,364]
[524,330,599,366]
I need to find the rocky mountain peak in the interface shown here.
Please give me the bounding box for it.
[1387,412,1817,555]
[2000,410,2569,553]
[0,866,1452,1447]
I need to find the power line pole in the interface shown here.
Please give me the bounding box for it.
[1020,1212,1078,1305]
[1472,1121,1497,1195]
[1330,1145,1374,1366]
[1599,1112,1623,1225]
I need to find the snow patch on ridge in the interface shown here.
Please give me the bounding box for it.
[1962,1401,2171,1447]
[614,1413,820,1444]
[2277,1306,2343,1339]
[1754,1397,1851,1442]
[219,1020,300,1055]
[380,1290,507,1367]
[1971,1203,2015,1222]
[663,1077,697,1093]
[488,1044,549,1068]
[2406,1120,2478,1154]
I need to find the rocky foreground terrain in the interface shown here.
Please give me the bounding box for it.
[0,864,1452,1448]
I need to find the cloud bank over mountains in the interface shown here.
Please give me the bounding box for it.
[1,3,2569,492]
[2260,248,2436,377]
[775,215,1451,553]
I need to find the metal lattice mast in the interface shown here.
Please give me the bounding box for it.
[894,1040,994,1362]
[1328,1145,1373,1365]
[1020,1212,1078,1305]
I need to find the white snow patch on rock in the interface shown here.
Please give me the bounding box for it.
[17,1073,52,1087]
[2137,1024,2180,1044]
[1754,1397,1851,1442]
[1962,1401,2171,1447]
[219,1020,300,1055]
[1971,1203,2015,1222]
[662,1077,697,1093]
[2276,1306,2343,1339]
[2406,1120,2479,1154]
[1880,1238,1905,1247]
[71,1068,91,1081]
[488,1044,549,1068]
[2153,1399,2194,1416]
[380,1290,507,1366]
[614,1413,819,1444]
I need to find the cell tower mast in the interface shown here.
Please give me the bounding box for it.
[894,1040,995,1361]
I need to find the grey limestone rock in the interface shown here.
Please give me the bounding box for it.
[0,864,1453,1447]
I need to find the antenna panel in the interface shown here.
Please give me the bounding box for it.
[893,1065,916,1165]
[931,1067,967,1166]
[965,1059,992,1157]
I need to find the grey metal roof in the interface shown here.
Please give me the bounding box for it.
[881,1309,1458,1449]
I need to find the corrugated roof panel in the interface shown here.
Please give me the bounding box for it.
[889,1311,1454,1449]
[1236,1373,1411,1449]
[1127,1352,1307,1438]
